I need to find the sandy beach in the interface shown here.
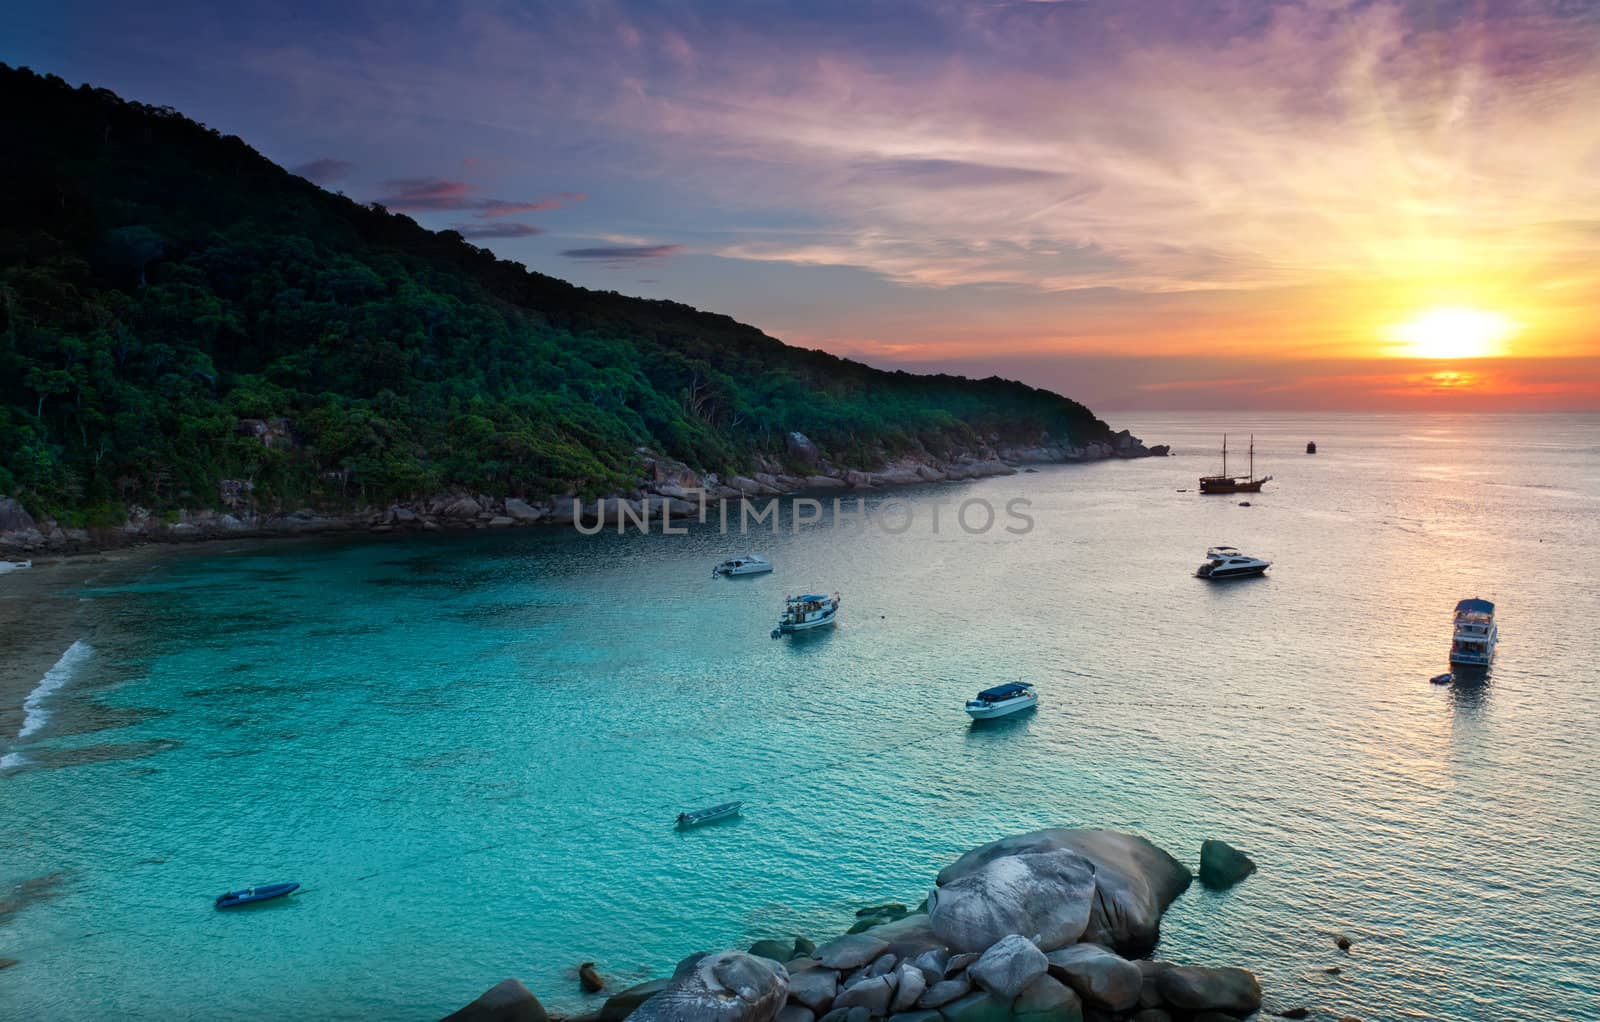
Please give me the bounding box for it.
[0,547,176,741]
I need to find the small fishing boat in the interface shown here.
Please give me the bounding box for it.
[214,882,299,909]
[1195,546,1271,579]
[771,592,840,637]
[0,559,31,575]
[676,801,742,828]
[713,554,772,577]
[1306,441,1317,454]
[1430,672,1454,685]
[965,682,1038,720]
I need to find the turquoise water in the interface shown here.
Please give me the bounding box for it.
[3,412,1599,1020]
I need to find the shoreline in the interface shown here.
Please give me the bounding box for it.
[0,434,1168,562]
[0,545,182,745]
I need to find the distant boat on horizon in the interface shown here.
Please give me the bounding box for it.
[1306,441,1317,454]
[1199,434,1272,494]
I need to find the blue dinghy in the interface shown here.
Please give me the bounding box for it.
[214,882,299,909]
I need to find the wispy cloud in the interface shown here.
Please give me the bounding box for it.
[376,178,583,218]
[453,222,543,239]
[560,244,682,261]
[291,157,353,184]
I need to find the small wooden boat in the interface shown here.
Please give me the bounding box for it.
[214,881,300,908]
[1429,672,1454,685]
[676,801,742,828]
[1306,441,1317,454]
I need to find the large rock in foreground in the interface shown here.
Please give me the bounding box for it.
[440,979,549,1022]
[968,934,1049,999]
[1153,965,1262,1016]
[936,829,1192,956]
[1045,943,1142,1012]
[928,849,1096,951]
[628,952,790,1022]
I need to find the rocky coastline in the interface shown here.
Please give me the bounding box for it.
[0,430,1168,558]
[441,827,1346,1022]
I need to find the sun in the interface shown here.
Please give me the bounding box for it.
[1386,306,1518,359]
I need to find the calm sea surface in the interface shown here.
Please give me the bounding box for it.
[3,412,1598,1021]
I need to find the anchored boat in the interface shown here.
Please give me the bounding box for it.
[713,554,772,577]
[1449,598,1497,671]
[214,882,299,909]
[771,592,840,637]
[1199,435,1272,494]
[1195,546,1270,580]
[965,682,1038,720]
[677,801,742,828]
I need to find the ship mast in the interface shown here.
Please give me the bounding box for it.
[1222,434,1228,477]
[1249,434,1254,481]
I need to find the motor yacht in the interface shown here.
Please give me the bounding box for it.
[1449,598,1497,671]
[713,554,772,577]
[1195,546,1270,579]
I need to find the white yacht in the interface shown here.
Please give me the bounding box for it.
[771,592,840,637]
[1195,546,1270,580]
[713,554,772,577]
[965,682,1038,720]
[1449,598,1497,671]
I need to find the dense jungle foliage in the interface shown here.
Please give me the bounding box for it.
[0,64,1113,522]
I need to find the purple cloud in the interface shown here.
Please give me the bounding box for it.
[377,178,584,218]
[561,244,682,261]
[852,158,1067,190]
[292,157,354,184]
[453,222,544,239]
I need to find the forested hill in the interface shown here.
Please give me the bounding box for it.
[0,64,1117,523]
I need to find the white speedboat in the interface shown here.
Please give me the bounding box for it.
[0,559,31,575]
[1449,598,1497,671]
[966,682,1038,720]
[1195,546,1270,579]
[771,592,840,637]
[713,554,772,577]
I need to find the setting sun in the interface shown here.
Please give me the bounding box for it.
[1387,306,1519,359]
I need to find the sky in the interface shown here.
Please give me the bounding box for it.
[10,0,1600,409]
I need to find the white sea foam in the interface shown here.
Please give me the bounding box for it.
[13,638,93,741]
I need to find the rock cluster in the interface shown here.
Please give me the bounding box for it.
[0,428,1169,555]
[443,829,1269,1022]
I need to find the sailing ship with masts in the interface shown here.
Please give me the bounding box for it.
[1199,434,1272,494]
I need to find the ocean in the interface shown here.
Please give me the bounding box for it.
[2,412,1598,1021]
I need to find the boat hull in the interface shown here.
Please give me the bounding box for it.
[1199,477,1267,494]
[1197,563,1269,580]
[779,614,836,633]
[215,882,299,908]
[965,696,1037,719]
[677,802,742,827]
[716,565,772,576]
